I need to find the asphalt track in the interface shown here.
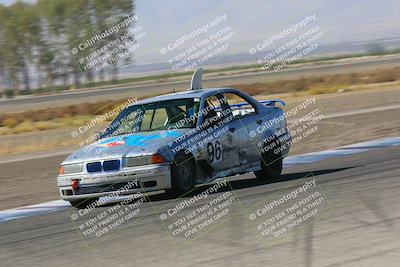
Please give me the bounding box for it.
[1,55,400,112]
[0,144,399,266]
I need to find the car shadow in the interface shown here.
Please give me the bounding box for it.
[145,166,357,202]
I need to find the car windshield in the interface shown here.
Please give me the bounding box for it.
[102,98,199,137]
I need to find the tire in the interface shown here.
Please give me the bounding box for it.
[254,137,283,180]
[69,198,99,209]
[168,153,195,196]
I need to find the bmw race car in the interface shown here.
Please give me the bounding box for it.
[57,68,291,208]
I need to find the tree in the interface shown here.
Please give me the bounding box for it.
[64,0,93,87]
[106,0,135,82]
[15,2,41,93]
[0,2,40,94]
[38,0,69,89]
[0,0,136,93]
[0,5,5,92]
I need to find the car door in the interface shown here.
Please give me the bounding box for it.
[223,92,265,169]
[197,93,241,175]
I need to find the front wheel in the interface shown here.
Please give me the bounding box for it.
[254,138,283,180]
[168,153,195,197]
[69,198,99,209]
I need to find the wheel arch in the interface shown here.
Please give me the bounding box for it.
[172,149,197,181]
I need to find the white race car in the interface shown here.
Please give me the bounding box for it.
[57,68,291,208]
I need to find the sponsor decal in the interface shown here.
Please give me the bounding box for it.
[98,140,126,147]
[97,132,181,148]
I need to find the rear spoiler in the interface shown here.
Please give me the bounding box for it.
[259,99,286,107]
[228,99,286,109]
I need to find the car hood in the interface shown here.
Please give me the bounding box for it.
[63,129,188,164]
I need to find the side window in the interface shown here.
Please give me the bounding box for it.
[141,108,170,130]
[151,108,168,129]
[140,109,153,131]
[202,94,229,126]
[224,93,256,118]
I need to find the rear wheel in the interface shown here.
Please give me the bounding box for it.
[254,138,283,180]
[168,153,195,196]
[69,198,99,209]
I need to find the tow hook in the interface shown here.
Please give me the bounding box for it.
[71,179,80,191]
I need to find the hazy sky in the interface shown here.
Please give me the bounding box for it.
[1,0,400,64]
[135,0,400,62]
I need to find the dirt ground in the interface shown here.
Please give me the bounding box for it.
[0,87,399,210]
[1,86,399,158]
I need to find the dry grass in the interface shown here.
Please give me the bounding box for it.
[230,67,400,96]
[0,67,399,136]
[0,99,132,127]
[0,137,76,155]
[0,116,97,135]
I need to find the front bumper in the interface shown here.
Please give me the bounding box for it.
[57,164,171,200]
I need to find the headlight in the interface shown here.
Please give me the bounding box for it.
[125,154,165,167]
[60,163,83,174]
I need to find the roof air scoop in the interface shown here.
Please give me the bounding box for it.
[189,67,203,90]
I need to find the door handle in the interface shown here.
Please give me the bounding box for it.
[256,120,262,125]
[229,127,236,133]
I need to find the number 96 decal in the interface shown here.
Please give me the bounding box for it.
[207,139,223,163]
